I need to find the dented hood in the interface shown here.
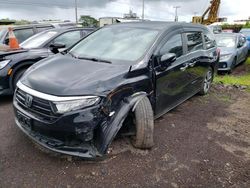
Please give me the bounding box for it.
[21,54,130,96]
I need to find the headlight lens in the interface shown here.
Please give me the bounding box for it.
[53,96,100,114]
[0,60,11,70]
[220,54,232,61]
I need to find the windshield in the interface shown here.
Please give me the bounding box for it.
[20,30,58,48]
[70,27,159,63]
[215,35,236,48]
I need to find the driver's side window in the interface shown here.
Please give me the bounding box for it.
[160,34,183,58]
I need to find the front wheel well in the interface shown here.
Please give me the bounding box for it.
[11,63,33,90]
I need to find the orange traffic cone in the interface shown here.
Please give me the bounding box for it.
[8,27,20,49]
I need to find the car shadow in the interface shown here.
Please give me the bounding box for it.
[0,95,13,106]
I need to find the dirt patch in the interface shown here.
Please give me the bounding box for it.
[232,61,250,76]
[207,90,250,161]
[0,86,250,187]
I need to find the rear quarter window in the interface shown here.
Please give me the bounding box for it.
[185,32,203,52]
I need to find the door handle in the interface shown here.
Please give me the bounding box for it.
[189,61,197,67]
[180,63,189,71]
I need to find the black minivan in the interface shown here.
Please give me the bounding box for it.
[14,22,219,159]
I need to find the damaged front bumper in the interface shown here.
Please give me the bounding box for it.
[13,99,105,159]
[15,118,101,158]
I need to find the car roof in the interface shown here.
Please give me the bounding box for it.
[106,21,208,31]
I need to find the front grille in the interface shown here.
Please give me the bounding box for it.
[15,88,59,123]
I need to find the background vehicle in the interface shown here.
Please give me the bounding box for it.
[0,27,94,95]
[208,25,222,34]
[240,28,250,51]
[215,33,248,72]
[0,22,77,45]
[14,22,219,159]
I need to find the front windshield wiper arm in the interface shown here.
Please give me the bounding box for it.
[78,57,112,64]
[68,51,78,59]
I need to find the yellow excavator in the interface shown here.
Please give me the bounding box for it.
[192,0,221,25]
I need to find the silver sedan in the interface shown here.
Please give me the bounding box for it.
[216,33,249,72]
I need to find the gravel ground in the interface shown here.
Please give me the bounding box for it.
[0,86,250,188]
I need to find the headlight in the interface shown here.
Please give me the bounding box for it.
[53,96,100,114]
[0,60,11,70]
[220,54,232,61]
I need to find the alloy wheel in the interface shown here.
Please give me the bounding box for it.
[204,70,212,93]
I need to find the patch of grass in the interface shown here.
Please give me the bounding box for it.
[214,57,250,88]
[214,74,250,86]
[246,57,250,65]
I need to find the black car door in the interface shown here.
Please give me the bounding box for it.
[182,31,208,93]
[153,31,194,117]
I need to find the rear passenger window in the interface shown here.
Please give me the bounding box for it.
[13,28,34,43]
[204,30,216,49]
[186,32,203,52]
[160,34,183,58]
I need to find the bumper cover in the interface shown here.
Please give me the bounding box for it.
[15,118,100,158]
[14,100,103,159]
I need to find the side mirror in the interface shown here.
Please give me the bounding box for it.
[49,43,66,53]
[160,53,177,68]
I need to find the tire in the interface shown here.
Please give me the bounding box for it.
[229,58,237,74]
[13,69,26,90]
[199,67,213,95]
[131,97,154,149]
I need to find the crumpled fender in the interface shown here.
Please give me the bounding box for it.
[99,92,148,154]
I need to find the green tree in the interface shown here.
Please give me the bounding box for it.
[79,15,98,27]
[243,21,250,28]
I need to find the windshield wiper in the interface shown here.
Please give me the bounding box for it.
[68,51,78,59]
[78,57,112,64]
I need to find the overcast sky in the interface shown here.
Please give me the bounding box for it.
[0,0,249,22]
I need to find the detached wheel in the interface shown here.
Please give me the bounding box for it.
[131,97,154,149]
[199,67,213,95]
[13,69,26,90]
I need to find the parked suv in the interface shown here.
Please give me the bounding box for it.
[0,22,77,45]
[0,27,94,95]
[14,22,219,159]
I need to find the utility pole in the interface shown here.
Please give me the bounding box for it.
[75,0,78,24]
[142,0,145,20]
[174,6,181,22]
